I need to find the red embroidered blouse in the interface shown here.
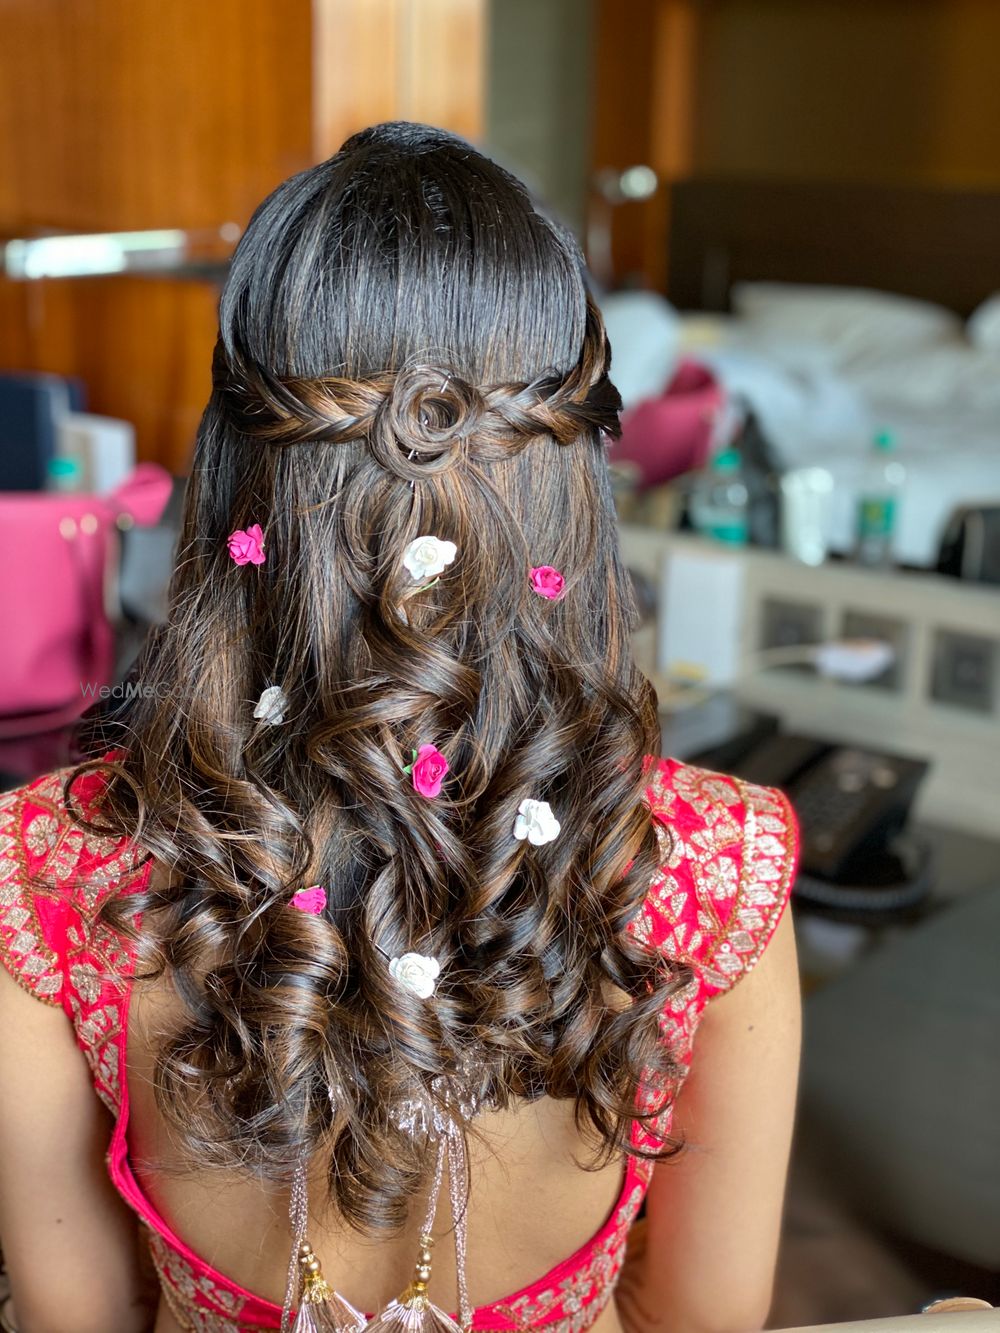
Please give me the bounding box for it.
[0,756,797,1333]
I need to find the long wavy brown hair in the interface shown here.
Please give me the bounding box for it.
[72,121,687,1233]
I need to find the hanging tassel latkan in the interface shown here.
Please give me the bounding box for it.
[364,1233,464,1333]
[365,1130,467,1333]
[290,1240,367,1333]
[283,1094,474,1333]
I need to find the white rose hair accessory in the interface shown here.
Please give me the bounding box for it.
[388,952,441,1000]
[403,534,457,582]
[253,684,288,725]
[513,798,561,847]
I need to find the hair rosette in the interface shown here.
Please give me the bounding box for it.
[369,365,486,480]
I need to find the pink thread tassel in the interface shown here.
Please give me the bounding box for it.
[362,1235,462,1333]
[366,1127,471,1333]
[290,1242,367,1333]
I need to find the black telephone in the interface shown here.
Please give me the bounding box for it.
[725,734,929,883]
[665,696,932,892]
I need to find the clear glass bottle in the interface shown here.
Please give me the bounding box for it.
[855,429,905,568]
[689,447,750,545]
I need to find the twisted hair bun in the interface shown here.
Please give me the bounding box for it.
[215,297,621,479]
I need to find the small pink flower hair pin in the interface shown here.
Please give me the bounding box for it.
[403,744,449,799]
[290,885,327,915]
[228,523,266,566]
[529,565,565,600]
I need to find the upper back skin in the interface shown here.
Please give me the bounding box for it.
[127,951,628,1332]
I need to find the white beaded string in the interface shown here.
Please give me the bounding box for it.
[281,1158,310,1332]
[446,1120,473,1332]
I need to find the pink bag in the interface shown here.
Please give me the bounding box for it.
[609,359,725,489]
[0,463,173,739]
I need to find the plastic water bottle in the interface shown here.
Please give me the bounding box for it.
[855,429,905,568]
[689,448,750,545]
[46,456,83,493]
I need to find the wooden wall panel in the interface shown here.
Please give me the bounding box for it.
[0,267,220,474]
[692,0,1000,188]
[0,0,319,472]
[404,0,485,143]
[590,0,658,287]
[590,0,702,290]
[312,0,485,160]
[591,0,1000,291]
[0,0,487,474]
[0,0,315,232]
[312,0,403,161]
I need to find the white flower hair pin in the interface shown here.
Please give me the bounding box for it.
[389,952,441,999]
[403,534,457,582]
[514,798,561,847]
[288,893,442,1000]
[253,684,288,725]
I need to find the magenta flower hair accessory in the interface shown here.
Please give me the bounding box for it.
[529,565,565,600]
[402,743,449,798]
[228,523,266,566]
[290,885,327,915]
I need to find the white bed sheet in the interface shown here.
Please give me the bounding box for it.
[679,316,1000,567]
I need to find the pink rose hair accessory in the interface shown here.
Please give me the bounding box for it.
[403,744,449,799]
[290,885,327,915]
[529,565,565,600]
[228,523,266,566]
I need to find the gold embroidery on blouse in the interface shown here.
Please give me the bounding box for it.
[147,1230,245,1329]
[0,768,145,1109]
[638,764,795,997]
[0,788,62,1004]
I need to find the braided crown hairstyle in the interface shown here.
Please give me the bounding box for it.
[75,122,686,1232]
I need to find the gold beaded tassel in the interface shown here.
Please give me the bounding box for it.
[291,1241,367,1333]
[283,1160,366,1333]
[365,1137,464,1333]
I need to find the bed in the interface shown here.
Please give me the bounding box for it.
[604,178,1000,569]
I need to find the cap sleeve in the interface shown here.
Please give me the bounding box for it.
[638,756,799,1002]
[0,774,73,1005]
[0,763,144,1011]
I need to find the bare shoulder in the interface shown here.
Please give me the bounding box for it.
[618,874,801,1333]
[0,769,155,1332]
[0,956,155,1330]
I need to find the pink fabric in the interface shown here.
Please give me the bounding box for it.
[609,359,724,489]
[0,756,798,1331]
[0,463,173,734]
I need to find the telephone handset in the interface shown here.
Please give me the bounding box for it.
[725,734,929,882]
